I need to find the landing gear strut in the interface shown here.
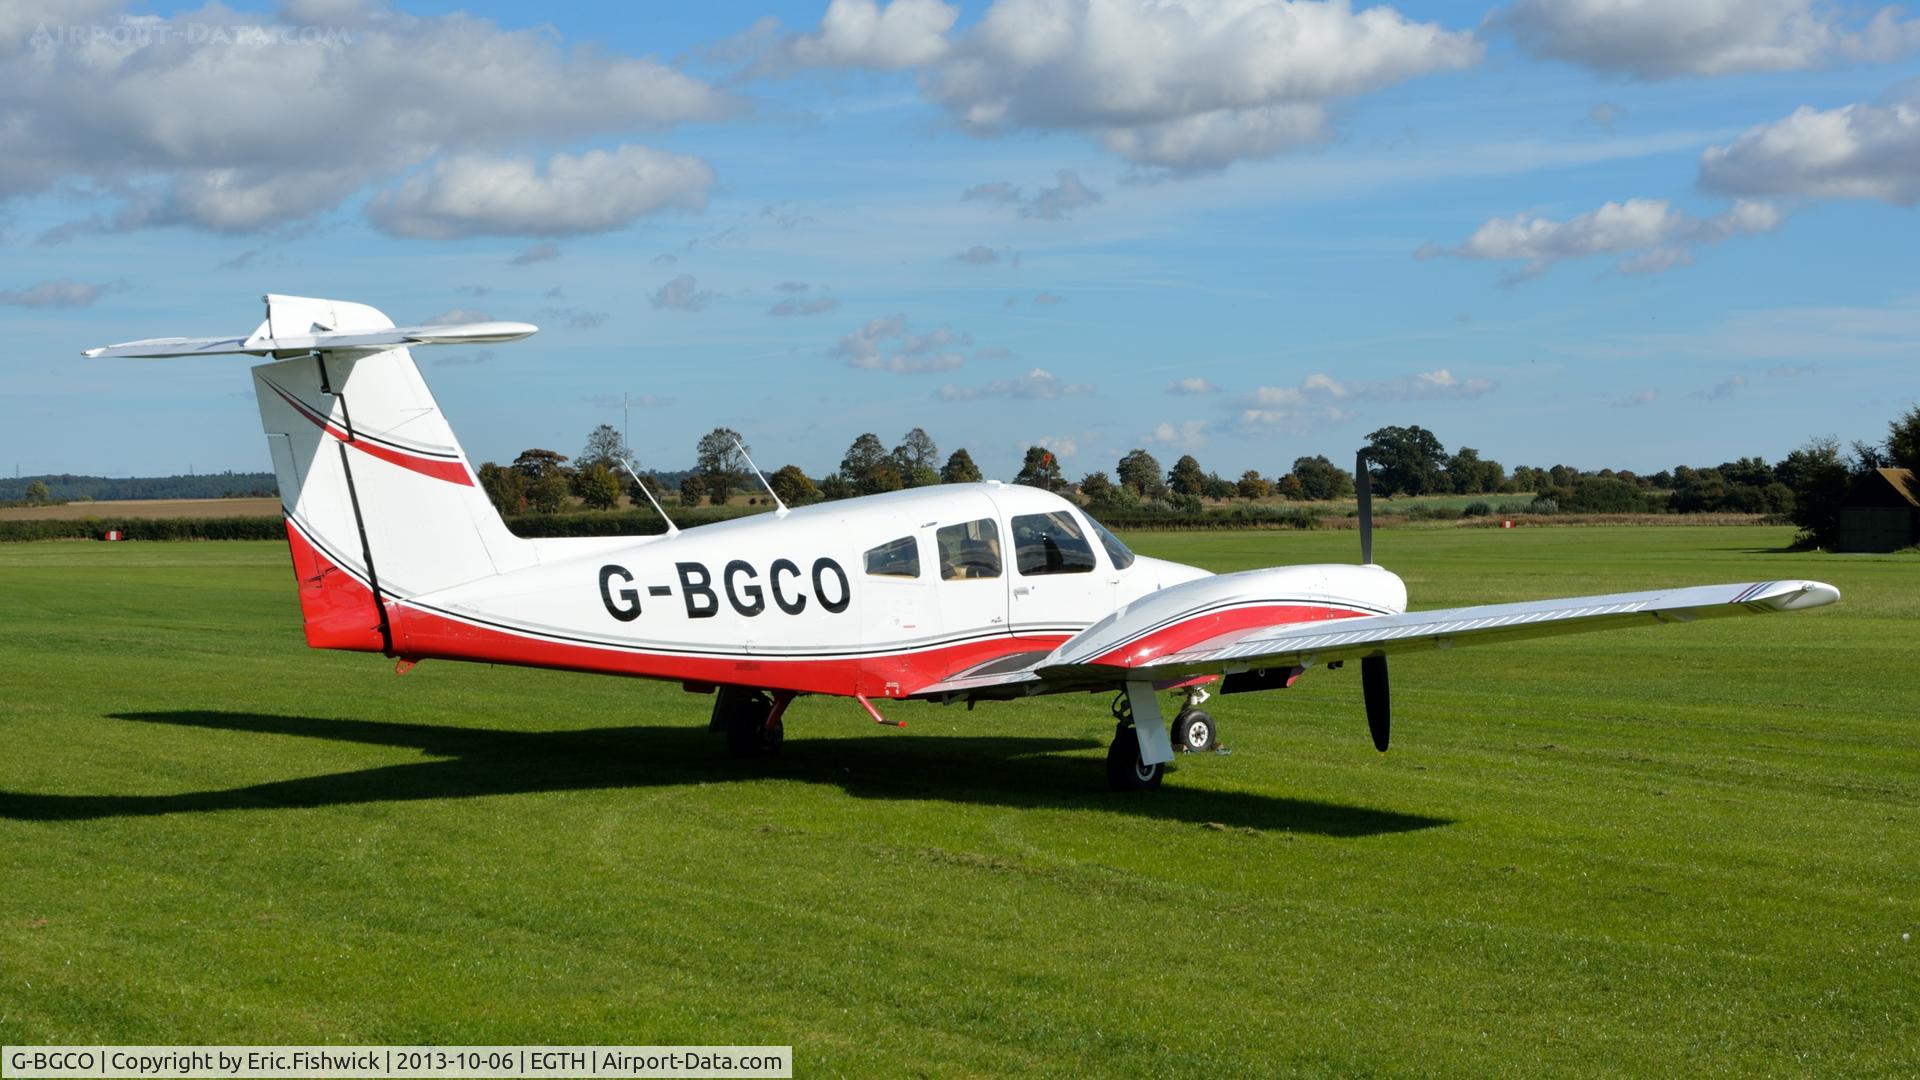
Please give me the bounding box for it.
[1172,686,1217,753]
[711,686,788,758]
[1105,692,1164,791]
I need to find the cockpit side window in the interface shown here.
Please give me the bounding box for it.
[1086,514,1136,570]
[937,518,1002,580]
[1011,511,1097,576]
[863,535,921,578]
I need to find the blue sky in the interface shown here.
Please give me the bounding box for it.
[3,0,1916,482]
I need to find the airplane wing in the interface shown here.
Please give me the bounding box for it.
[912,579,1839,700]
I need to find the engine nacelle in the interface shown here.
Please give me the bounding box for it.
[1047,563,1407,670]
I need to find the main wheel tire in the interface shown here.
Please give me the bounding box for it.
[725,690,777,758]
[1173,708,1217,753]
[1105,721,1164,791]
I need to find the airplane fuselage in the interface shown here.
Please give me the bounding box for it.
[337,481,1407,700]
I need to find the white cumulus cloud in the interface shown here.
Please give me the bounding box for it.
[1232,368,1493,432]
[5,3,732,233]
[937,367,1094,400]
[369,146,713,239]
[1500,0,1920,78]
[1419,197,1785,283]
[1699,375,1749,400]
[925,0,1481,171]
[1699,87,1920,205]
[961,170,1104,219]
[784,0,958,69]
[835,314,972,373]
[1167,377,1220,395]
[1148,420,1212,450]
[651,275,714,312]
[0,278,125,308]
[769,295,840,317]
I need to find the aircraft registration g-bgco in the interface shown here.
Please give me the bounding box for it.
[88,295,1841,790]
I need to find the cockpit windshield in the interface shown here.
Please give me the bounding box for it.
[1085,513,1136,570]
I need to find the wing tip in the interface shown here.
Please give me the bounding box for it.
[1744,580,1840,611]
[1787,580,1841,610]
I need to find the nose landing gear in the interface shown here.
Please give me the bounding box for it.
[1171,686,1216,753]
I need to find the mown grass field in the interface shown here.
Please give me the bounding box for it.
[1,528,1915,1076]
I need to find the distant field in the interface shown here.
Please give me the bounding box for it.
[0,497,280,521]
[0,528,1914,1075]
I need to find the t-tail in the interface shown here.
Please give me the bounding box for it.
[85,295,540,655]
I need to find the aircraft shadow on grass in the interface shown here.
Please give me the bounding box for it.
[0,710,1449,837]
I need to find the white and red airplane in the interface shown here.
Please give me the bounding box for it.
[88,295,1840,790]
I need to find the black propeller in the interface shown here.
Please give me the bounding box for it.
[1355,449,1388,751]
[1362,654,1390,752]
[1355,448,1373,565]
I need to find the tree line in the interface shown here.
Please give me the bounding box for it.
[475,408,1920,548]
[477,424,987,517]
[0,471,277,506]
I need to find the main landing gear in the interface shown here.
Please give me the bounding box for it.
[1106,686,1218,791]
[710,686,790,758]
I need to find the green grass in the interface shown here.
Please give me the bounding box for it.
[1,529,1915,1076]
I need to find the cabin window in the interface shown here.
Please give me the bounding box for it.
[937,518,1002,580]
[1086,514,1136,570]
[1012,512,1097,576]
[863,535,921,578]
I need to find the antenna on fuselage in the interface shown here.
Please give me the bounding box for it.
[733,437,789,517]
[619,458,680,537]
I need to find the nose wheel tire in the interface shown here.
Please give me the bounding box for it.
[1106,721,1164,791]
[1173,708,1216,753]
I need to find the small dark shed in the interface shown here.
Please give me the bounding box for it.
[1836,468,1919,552]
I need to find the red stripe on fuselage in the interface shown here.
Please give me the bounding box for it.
[386,600,1068,698]
[268,383,473,486]
[1088,602,1370,668]
[283,517,1064,696]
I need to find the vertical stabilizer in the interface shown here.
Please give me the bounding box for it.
[250,295,533,650]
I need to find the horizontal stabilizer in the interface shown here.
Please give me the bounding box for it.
[83,319,536,359]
